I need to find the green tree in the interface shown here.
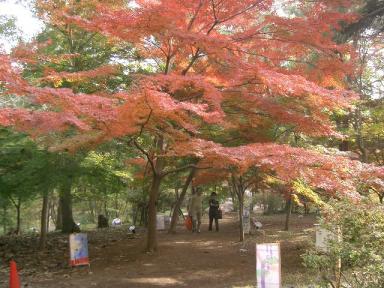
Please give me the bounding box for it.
[303,200,384,288]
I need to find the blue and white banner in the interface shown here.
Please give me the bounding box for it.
[256,243,281,288]
[69,233,89,267]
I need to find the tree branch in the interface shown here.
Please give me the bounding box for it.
[133,140,156,175]
[8,195,18,209]
[181,17,219,75]
[181,48,202,75]
[138,108,153,137]
[218,1,262,24]
[187,0,204,31]
[161,164,211,177]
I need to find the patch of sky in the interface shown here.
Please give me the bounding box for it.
[0,0,43,51]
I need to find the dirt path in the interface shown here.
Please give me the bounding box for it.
[10,213,316,288]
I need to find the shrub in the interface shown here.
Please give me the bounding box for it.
[302,200,384,288]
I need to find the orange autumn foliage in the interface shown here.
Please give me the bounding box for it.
[0,0,381,196]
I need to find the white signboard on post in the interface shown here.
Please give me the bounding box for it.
[315,224,334,252]
[243,208,251,234]
[256,243,281,288]
[156,214,165,230]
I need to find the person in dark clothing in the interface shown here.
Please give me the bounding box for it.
[97,214,108,228]
[209,192,220,231]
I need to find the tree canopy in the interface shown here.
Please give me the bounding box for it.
[1,0,384,250]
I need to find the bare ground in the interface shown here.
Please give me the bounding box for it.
[1,213,317,288]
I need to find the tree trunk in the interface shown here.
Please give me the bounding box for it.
[262,190,267,214]
[88,200,96,223]
[139,204,146,226]
[304,202,309,215]
[169,188,179,217]
[49,194,57,227]
[168,167,196,234]
[250,190,254,213]
[3,206,7,234]
[144,136,165,252]
[146,174,162,252]
[39,192,49,250]
[238,192,244,242]
[103,194,108,218]
[55,199,62,231]
[229,185,237,212]
[133,205,138,225]
[114,193,119,218]
[284,196,292,231]
[354,108,369,163]
[232,176,245,242]
[60,178,76,233]
[15,198,21,235]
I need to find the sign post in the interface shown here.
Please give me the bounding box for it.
[243,208,251,234]
[314,224,342,285]
[69,233,90,267]
[256,243,281,288]
[156,214,165,230]
[314,224,334,252]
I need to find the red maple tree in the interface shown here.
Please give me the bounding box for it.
[1,0,380,251]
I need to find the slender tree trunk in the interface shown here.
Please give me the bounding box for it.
[46,197,52,233]
[169,188,179,217]
[133,205,138,225]
[304,202,310,215]
[49,193,57,227]
[3,206,7,234]
[238,192,244,242]
[103,192,108,218]
[146,174,162,252]
[168,167,196,234]
[232,176,245,242]
[145,135,166,252]
[60,178,76,233]
[15,199,21,235]
[250,191,254,213]
[139,204,145,226]
[228,185,237,212]
[39,192,49,250]
[353,106,369,163]
[284,196,292,231]
[88,200,96,223]
[114,193,119,218]
[56,199,62,231]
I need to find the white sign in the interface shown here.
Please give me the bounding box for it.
[156,214,165,230]
[243,208,251,234]
[315,224,335,252]
[164,216,171,227]
[256,243,281,288]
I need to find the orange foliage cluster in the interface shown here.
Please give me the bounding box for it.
[171,139,383,198]
[0,0,381,196]
[12,40,79,65]
[39,65,118,85]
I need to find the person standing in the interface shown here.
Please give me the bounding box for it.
[189,187,203,233]
[209,192,220,232]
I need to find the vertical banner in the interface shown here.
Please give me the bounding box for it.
[69,233,89,267]
[256,243,281,288]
